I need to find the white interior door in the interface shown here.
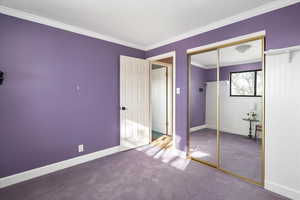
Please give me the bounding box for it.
[151,67,167,134]
[120,56,150,149]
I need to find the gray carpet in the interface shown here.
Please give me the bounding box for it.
[190,128,261,182]
[0,145,288,200]
[190,129,218,163]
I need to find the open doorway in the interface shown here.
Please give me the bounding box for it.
[150,56,174,148]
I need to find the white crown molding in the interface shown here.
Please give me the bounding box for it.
[219,58,262,67]
[0,145,123,189]
[145,0,300,51]
[0,5,145,50]
[191,61,209,69]
[211,58,262,68]
[192,58,262,69]
[0,0,299,52]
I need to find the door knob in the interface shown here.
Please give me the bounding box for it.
[121,106,127,110]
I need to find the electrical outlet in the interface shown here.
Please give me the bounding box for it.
[176,88,180,94]
[78,144,84,152]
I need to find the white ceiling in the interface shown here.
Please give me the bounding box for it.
[0,0,297,50]
[191,40,262,68]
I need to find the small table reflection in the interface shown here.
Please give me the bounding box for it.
[242,118,259,139]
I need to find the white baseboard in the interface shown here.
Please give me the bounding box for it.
[265,181,300,200]
[190,124,207,132]
[0,145,121,189]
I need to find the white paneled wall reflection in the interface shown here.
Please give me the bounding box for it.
[205,81,262,136]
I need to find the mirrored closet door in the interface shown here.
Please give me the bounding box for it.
[189,37,264,185]
[219,39,264,184]
[189,50,219,166]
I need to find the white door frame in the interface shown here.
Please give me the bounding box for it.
[147,51,176,148]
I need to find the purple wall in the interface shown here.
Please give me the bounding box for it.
[0,13,145,178]
[1,2,300,178]
[146,3,300,151]
[191,66,206,127]
[206,62,262,82]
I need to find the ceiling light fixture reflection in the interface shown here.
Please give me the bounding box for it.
[235,44,251,53]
